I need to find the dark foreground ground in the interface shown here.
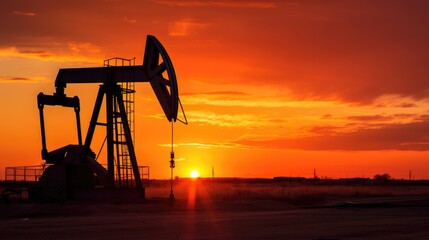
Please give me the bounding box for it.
[1,180,429,239]
[1,195,429,240]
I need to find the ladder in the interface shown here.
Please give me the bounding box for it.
[104,57,136,187]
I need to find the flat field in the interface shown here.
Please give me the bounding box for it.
[1,179,429,239]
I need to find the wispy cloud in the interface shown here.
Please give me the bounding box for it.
[159,142,246,149]
[13,11,37,17]
[123,17,137,23]
[0,46,102,64]
[168,18,210,37]
[234,119,429,151]
[346,114,394,122]
[159,117,429,151]
[155,1,277,8]
[150,110,287,128]
[68,42,101,54]
[394,102,417,108]
[0,76,46,83]
[181,91,248,96]
[182,94,338,108]
[345,114,417,123]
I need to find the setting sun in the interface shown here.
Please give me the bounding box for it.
[190,170,199,179]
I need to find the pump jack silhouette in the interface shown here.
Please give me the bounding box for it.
[35,35,185,200]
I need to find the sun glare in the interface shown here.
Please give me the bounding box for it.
[190,170,199,179]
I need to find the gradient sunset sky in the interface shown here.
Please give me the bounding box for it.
[1,0,429,179]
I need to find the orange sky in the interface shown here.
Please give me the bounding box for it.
[1,0,429,180]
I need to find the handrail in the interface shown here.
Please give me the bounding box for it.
[4,164,150,186]
[5,165,47,182]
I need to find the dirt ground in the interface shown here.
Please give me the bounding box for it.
[1,194,429,240]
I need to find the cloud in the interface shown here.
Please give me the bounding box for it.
[181,91,248,96]
[321,114,333,119]
[372,95,424,109]
[395,103,417,108]
[308,125,344,135]
[2,0,429,106]
[150,110,286,128]
[182,94,338,108]
[346,115,394,122]
[161,118,429,151]
[0,46,102,64]
[159,142,244,149]
[12,11,36,17]
[235,119,429,151]
[0,76,45,83]
[123,17,137,23]
[168,18,210,37]
[155,1,277,8]
[345,114,418,123]
[68,42,101,54]
[182,1,429,105]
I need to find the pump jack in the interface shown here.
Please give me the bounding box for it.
[35,35,183,200]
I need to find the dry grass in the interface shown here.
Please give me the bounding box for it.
[145,179,429,206]
[2,179,428,207]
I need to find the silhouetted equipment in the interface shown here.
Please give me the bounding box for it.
[169,148,175,200]
[35,35,186,201]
